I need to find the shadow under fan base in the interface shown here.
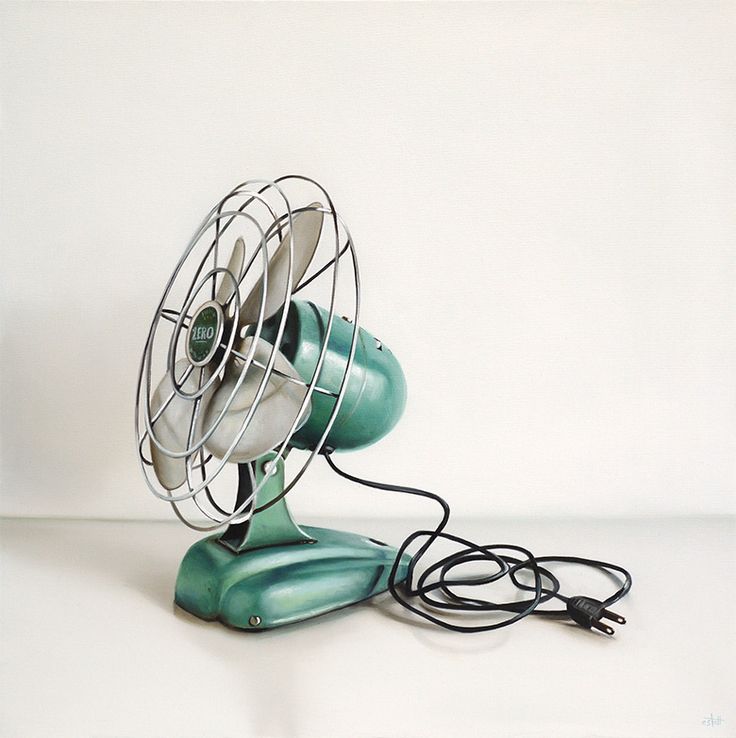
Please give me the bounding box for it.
[174,526,411,630]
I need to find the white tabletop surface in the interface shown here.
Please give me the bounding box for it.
[1,515,733,738]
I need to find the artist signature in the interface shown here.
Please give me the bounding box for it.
[702,714,725,728]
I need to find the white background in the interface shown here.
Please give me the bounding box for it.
[1,1,734,522]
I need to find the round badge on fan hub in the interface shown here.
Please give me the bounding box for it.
[186,301,224,366]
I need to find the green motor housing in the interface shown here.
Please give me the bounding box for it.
[256,300,406,452]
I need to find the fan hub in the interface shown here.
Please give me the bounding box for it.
[186,300,224,366]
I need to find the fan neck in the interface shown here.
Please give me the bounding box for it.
[218,451,313,554]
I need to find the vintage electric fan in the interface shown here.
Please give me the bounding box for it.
[135,176,410,630]
[137,175,632,636]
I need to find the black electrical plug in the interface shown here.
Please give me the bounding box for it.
[567,596,626,635]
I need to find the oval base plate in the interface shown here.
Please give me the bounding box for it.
[174,525,410,630]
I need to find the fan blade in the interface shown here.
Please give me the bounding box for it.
[203,336,311,463]
[149,360,215,490]
[239,203,323,326]
[216,237,245,305]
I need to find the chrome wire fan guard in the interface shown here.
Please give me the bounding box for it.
[134,176,360,532]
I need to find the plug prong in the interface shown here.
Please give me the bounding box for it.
[591,620,615,636]
[601,608,626,624]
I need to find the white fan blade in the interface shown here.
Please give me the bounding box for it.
[240,203,323,326]
[216,237,245,305]
[203,336,310,463]
[149,359,214,490]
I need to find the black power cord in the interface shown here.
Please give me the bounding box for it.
[323,452,631,636]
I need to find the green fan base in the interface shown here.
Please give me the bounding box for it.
[174,452,410,630]
[175,526,410,630]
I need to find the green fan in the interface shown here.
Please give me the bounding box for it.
[135,177,410,629]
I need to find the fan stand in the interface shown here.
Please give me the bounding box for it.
[174,451,411,630]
